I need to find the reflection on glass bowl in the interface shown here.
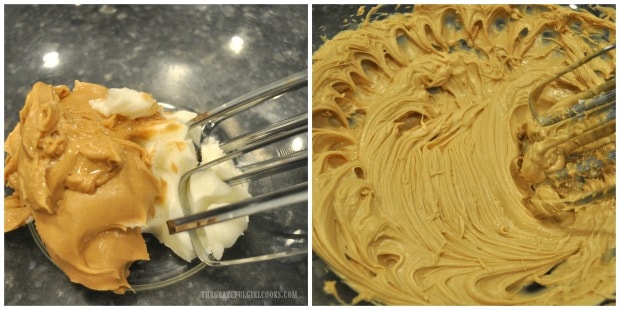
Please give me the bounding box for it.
[28,223,207,291]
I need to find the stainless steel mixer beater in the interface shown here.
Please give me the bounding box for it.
[166,70,308,265]
[523,44,615,209]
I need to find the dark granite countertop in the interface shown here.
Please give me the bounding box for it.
[4,4,307,305]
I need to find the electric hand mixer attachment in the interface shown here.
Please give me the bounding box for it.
[166,70,308,265]
[520,45,615,213]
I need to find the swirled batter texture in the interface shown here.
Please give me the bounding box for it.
[312,5,615,305]
[4,81,162,293]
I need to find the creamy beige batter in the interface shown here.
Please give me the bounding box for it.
[312,5,615,305]
[4,81,167,293]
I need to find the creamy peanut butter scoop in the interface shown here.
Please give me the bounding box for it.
[4,81,162,293]
[5,79,252,293]
[312,4,615,305]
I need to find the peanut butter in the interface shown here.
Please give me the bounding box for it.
[312,5,615,305]
[4,81,165,293]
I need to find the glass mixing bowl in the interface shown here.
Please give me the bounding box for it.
[4,4,307,305]
[311,4,615,306]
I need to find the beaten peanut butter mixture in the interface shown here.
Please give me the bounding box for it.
[4,82,175,293]
[312,5,615,305]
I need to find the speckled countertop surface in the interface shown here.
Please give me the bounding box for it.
[4,4,307,305]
